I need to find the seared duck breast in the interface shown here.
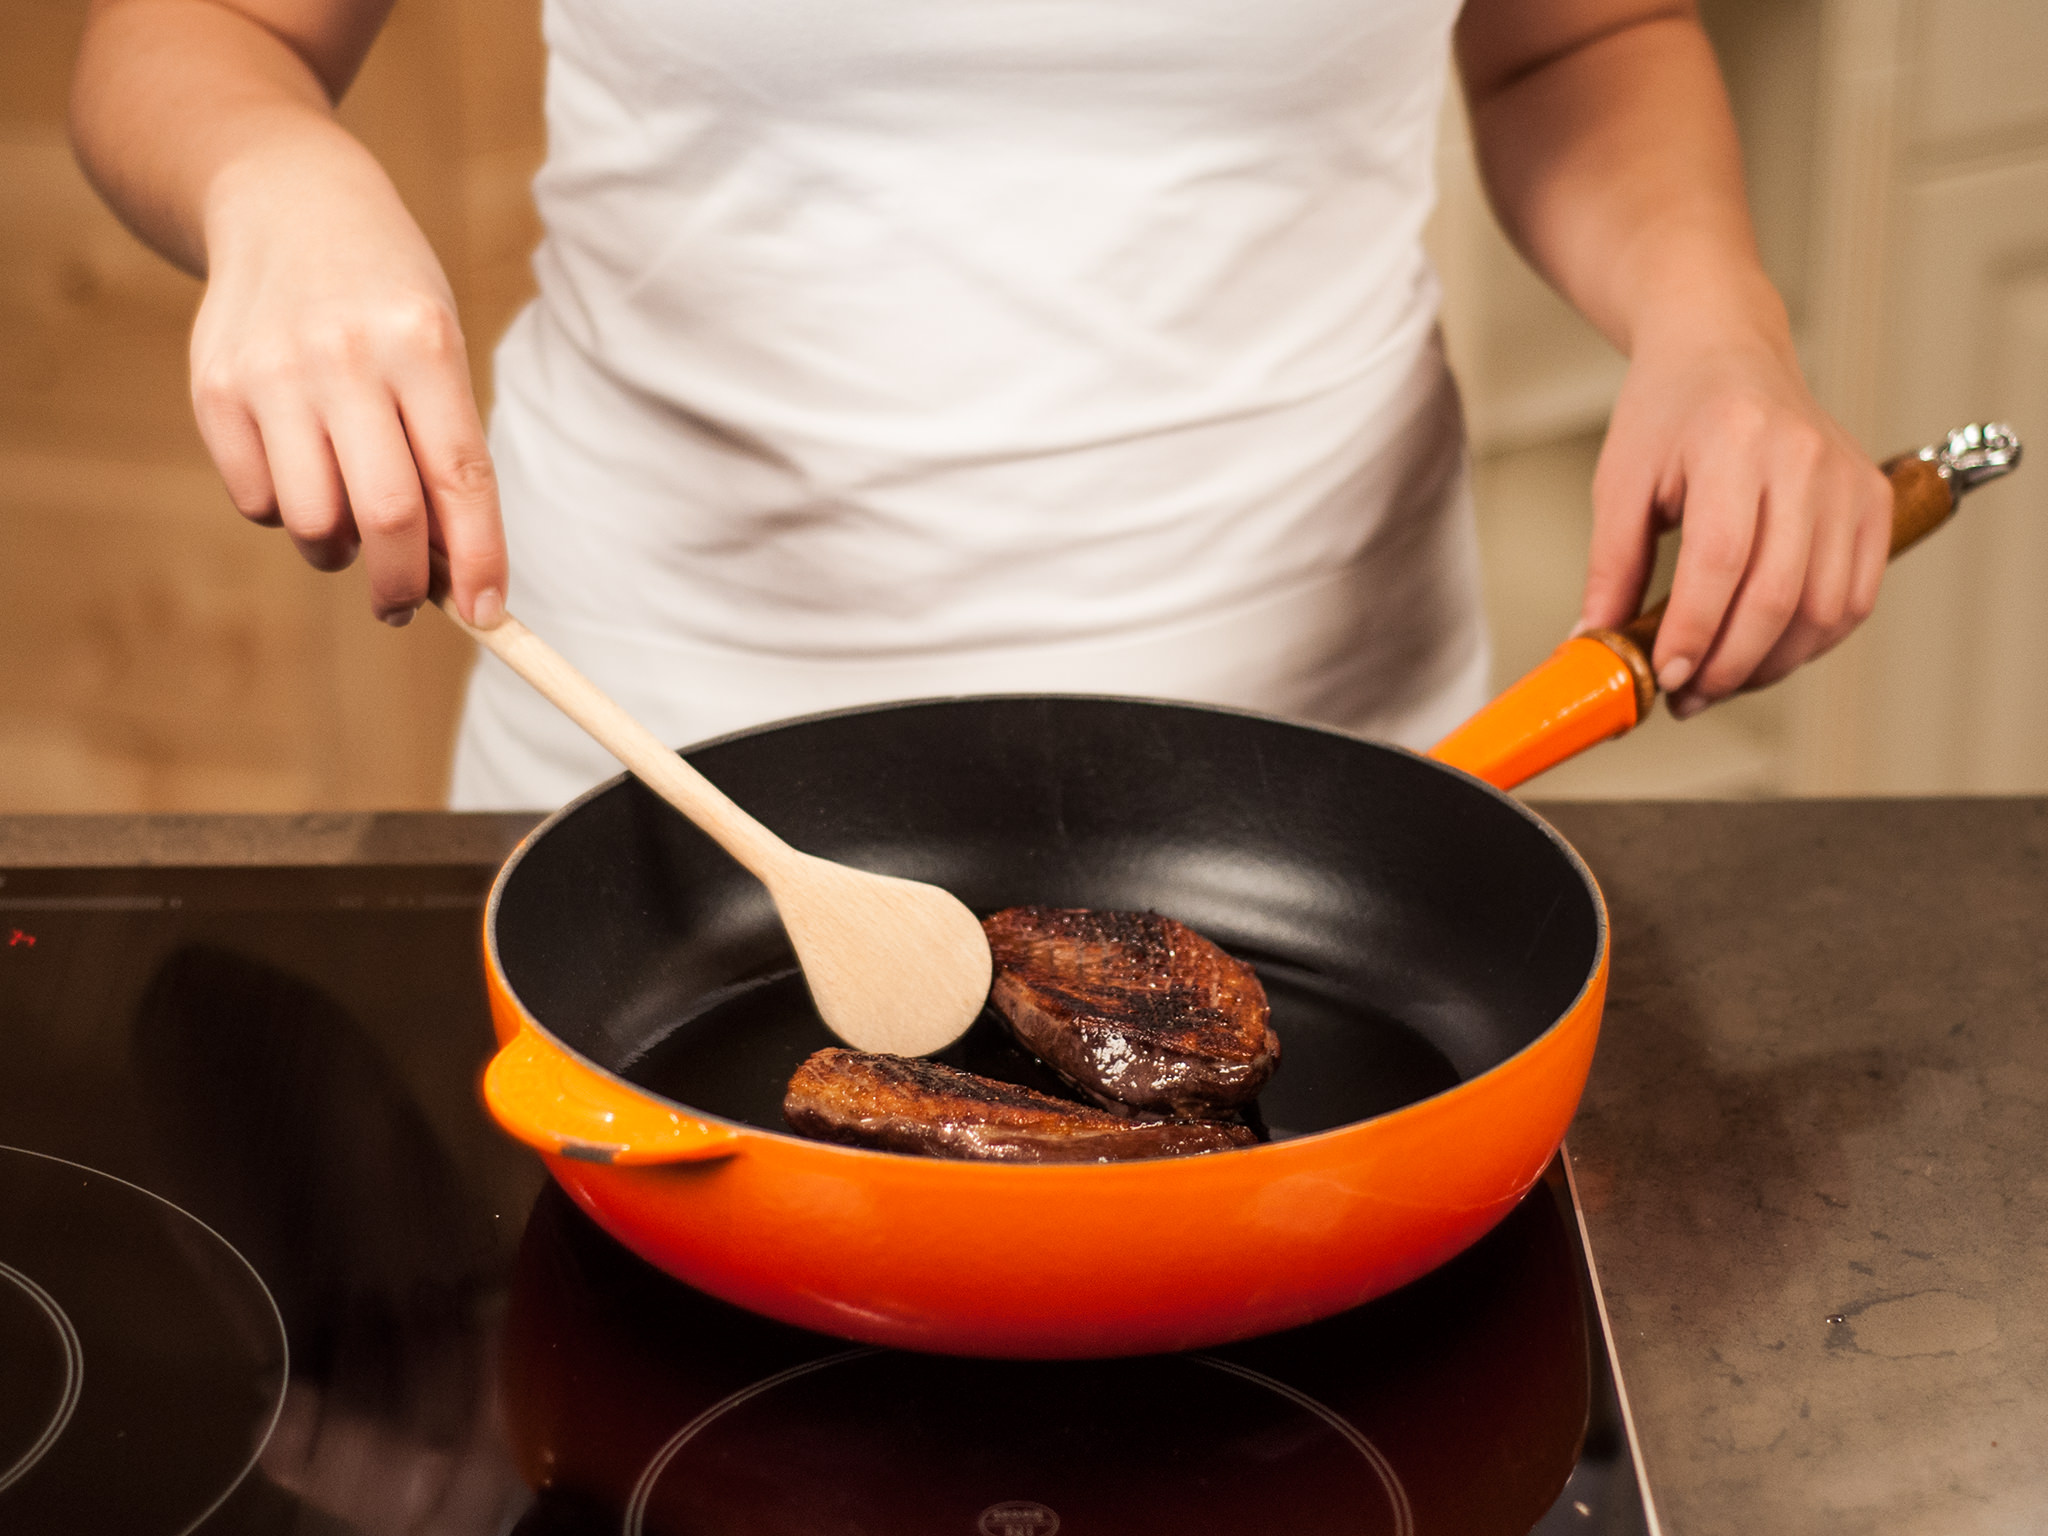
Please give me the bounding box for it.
[784,1048,1257,1162]
[982,907,1279,1118]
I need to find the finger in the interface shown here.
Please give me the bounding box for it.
[1845,461,1892,623]
[249,400,359,572]
[326,389,433,624]
[1652,452,1764,696]
[192,378,281,527]
[1740,459,1860,691]
[1679,469,1817,706]
[1579,443,1665,631]
[392,359,506,627]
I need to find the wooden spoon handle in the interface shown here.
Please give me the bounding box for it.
[436,598,793,876]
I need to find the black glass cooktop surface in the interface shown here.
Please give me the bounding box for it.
[0,863,1652,1535]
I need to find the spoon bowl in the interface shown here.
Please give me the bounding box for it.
[436,596,991,1057]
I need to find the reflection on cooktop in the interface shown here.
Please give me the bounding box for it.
[500,1161,1626,1536]
[0,1146,287,1535]
[0,867,535,1535]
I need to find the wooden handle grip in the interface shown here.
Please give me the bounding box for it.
[1880,452,1960,557]
[1604,452,1958,679]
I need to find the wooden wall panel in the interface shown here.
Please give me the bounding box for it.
[1,1,86,131]
[1854,156,2048,793]
[0,135,204,463]
[1969,276,2048,789]
[0,0,543,813]
[0,456,325,809]
[1907,0,2048,156]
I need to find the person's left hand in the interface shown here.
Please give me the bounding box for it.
[1577,319,1894,718]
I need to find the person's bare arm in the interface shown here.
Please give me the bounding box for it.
[1455,0,1890,715]
[72,0,505,626]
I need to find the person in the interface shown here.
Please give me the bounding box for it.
[71,0,1892,809]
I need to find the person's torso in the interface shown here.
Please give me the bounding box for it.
[496,0,1467,656]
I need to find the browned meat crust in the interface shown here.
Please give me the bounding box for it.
[982,907,1279,1118]
[783,1049,1258,1163]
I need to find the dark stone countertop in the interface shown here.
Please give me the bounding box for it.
[3,801,2042,1534]
[1540,799,2047,1536]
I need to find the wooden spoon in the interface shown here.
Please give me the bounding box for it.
[435,596,992,1057]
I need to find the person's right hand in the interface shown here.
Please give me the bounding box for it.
[189,143,506,627]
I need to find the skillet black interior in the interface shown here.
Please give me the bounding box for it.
[490,696,1603,1142]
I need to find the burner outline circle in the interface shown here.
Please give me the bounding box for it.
[0,1144,290,1536]
[623,1348,877,1536]
[1190,1355,1414,1536]
[621,1347,1412,1536]
[0,1259,83,1495]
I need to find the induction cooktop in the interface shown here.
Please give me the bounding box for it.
[0,862,1656,1535]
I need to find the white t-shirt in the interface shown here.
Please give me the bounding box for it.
[452,0,1485,808]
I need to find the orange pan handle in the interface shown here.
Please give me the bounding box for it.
[1429,423,2022,791]
[482,1025,743,1166]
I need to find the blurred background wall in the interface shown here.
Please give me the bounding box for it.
[3,0,2045,811]
[3,0,540,810]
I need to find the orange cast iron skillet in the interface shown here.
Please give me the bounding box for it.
[477,439,1994,1359]
[482,693,1602,1360]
